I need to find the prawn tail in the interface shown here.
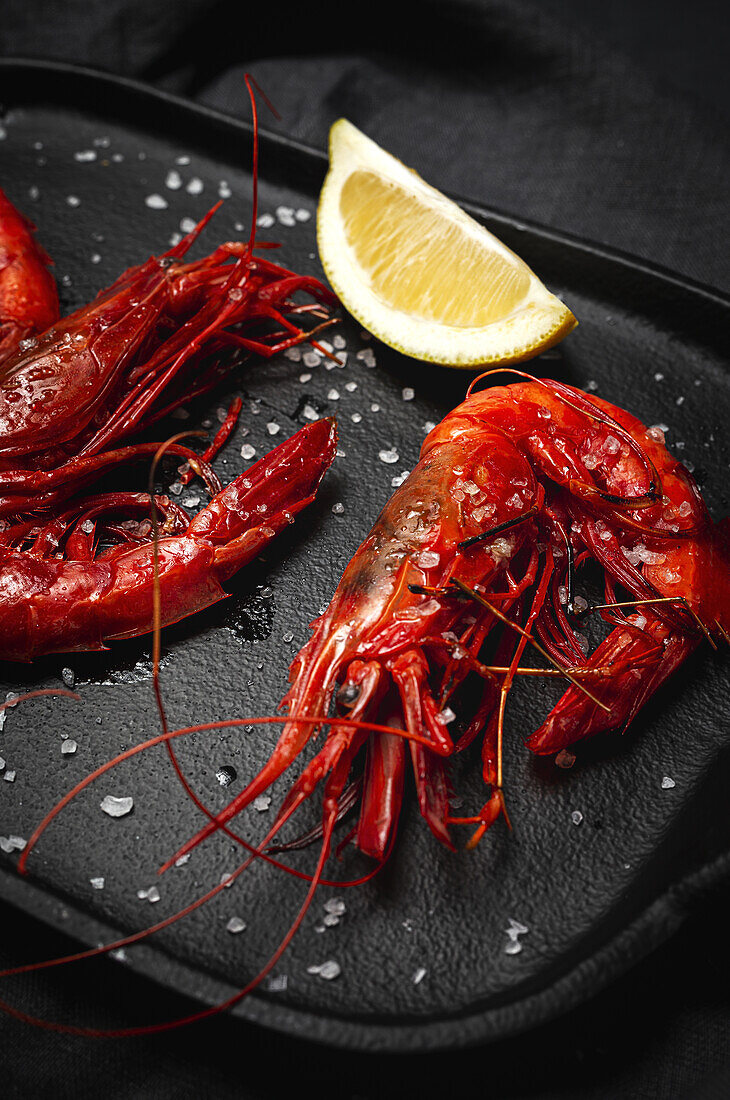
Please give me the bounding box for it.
[526,613,699,755]
[191,416,339,581]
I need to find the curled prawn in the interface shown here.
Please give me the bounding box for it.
[169,372,729,861]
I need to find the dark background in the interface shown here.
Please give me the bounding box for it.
[1,1,729,1097]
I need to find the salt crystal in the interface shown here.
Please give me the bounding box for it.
[220,873,234,888]
[253,795,271,812]
[661,776,676,789]
[555,750,576,769]
[181,493,200,509]
[176,155,191,166]
[371,403,381,412]
[324,899,346,916]
[180,216,197,234]
[74,149,97,162]
[267,974,288,992]
[226,916,247,934]
[333,335,346,350]
[276,205,296,226]
[379,448,399,464]
[505,918,528,955]
[218,181,232,199]
[174,853,191,868]
[307,959,341,981]
[61,739,78,755]
[169,480,183,496]
[438,707,456,724]
[66,195,81,207]
[402,387,415,401]
[323,913,340,927]
[302,404,318,421]
[257,212,275,228]
[345,381,357,392]
[145,194,168,210]
[295,208,311,222]
[186,177,204,195]
[240,444,256,460]
[331,503,345,515]
[4,770,16,783]
[636,546,666,565]
[391,471,409,488]
[284,346,302,362]
[0,836,26,853]
[327,389,340,401]
[137,885,161,903]
[61,668,75,687]
[654,372,664,382]
[90,877,105,890]
[100,795,133,818]
[351,413,362,424]
[418,551,440,569]
[165,170,183,190]
[413,967,427,985]
[356,348,376,368]
[571,810,583,825]
[299,373,311,383]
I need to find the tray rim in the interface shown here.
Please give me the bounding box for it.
[2,56,729,312]
[0,56,728,1052]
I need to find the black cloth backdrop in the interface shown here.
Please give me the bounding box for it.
[1,1,729,1097]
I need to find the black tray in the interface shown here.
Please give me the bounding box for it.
[0,59,728,1052]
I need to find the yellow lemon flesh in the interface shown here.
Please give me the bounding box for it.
[317,120,577,368]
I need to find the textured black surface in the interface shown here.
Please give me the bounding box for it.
[0,61,728,1052]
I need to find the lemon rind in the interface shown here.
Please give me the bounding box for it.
[317,119,577,368]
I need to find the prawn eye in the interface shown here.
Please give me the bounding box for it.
[337,682,361,708]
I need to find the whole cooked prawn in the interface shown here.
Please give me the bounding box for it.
[168,372,729,861]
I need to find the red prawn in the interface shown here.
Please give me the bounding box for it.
[0,186,59,366]
[166,372,730,861]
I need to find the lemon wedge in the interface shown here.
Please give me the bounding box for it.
[317,120,577,368]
